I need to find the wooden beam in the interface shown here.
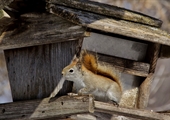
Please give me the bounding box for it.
[0,13,87,50]
[94,101,170,120]
[137,73,153,109]
[0,95,94,120]
[46,0,162,28]
[95,52,150,77]
[47,4,170,46]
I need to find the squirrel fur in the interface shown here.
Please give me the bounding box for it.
[50,50,122,104]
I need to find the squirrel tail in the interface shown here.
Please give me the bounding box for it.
[80,50,122,92]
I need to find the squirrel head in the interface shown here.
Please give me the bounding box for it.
[62,55,84,81]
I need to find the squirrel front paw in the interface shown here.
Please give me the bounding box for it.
[78,88,89,95]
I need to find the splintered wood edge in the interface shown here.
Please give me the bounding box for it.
[46,0,162,27]
[0,95,169,120]
[47,4,170,46]
[0,13,87,50]
[0,95,94,119]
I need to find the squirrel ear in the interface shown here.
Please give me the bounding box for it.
[71,55,79,63]
[76,60,82,70]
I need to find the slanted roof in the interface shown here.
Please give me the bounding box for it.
[47,0,170,46]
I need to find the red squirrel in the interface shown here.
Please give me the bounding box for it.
[50,50,122,104]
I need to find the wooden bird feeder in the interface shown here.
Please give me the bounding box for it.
[1,0,170,119]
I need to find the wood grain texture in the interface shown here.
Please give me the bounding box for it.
[4,40,79,101]
[0,0,13,9]
[0,13,86,50]
[0,95,94,120]
[95,52,150,77]
[137,73,153,109]
[46,0,162,27]
[0,95,169,120]
[47,4,170,46]
[95,101,170,120]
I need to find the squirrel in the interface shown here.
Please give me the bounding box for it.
[50,50,122,104]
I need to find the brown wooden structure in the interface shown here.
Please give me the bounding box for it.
[1,0,170,119]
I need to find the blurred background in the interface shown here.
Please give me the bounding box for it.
[1,0,170,111]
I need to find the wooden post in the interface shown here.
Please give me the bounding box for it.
[137,73,153,109]
[137,43,160,109]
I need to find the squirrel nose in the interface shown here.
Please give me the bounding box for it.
[61,71,64,76]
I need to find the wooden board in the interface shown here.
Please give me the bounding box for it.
[47,4,170,46]
[91,52,150,77]
[4,40,79,101]
[0,95,94,120]
[46,0,162,27]
[0,13,86,50]
[95,101,170,120]
[0,95,169,120]
[83,32,148,61]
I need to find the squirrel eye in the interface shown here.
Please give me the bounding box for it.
[69,69,74,73]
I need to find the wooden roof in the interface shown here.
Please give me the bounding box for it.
[47,0,170,46]
[1,0,170,50]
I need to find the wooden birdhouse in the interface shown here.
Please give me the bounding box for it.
[1,0,170,119]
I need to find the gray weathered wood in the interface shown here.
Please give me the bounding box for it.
[46,0,162,27]
[0,95,94,120]
[137,73,153,109]
[0,13,86,50]
[0,95,169,120]
[94,52,150,77]
[4,40,79,101]
[47,4,170,46]
[160,45,170,58]
[0,0,13,9]
[94,101,170,120]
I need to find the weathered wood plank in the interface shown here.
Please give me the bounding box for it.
[0,13,86,50]
[4,40,79,101]
[46,0,162,28]
[160,45,170,58]
[0,0,13,9]
[0,95,94,120]
[137,73,153,109]
[94,101,170,120]
[1,95,168,120]
[47,4,170,46]
[94,52,150,77]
